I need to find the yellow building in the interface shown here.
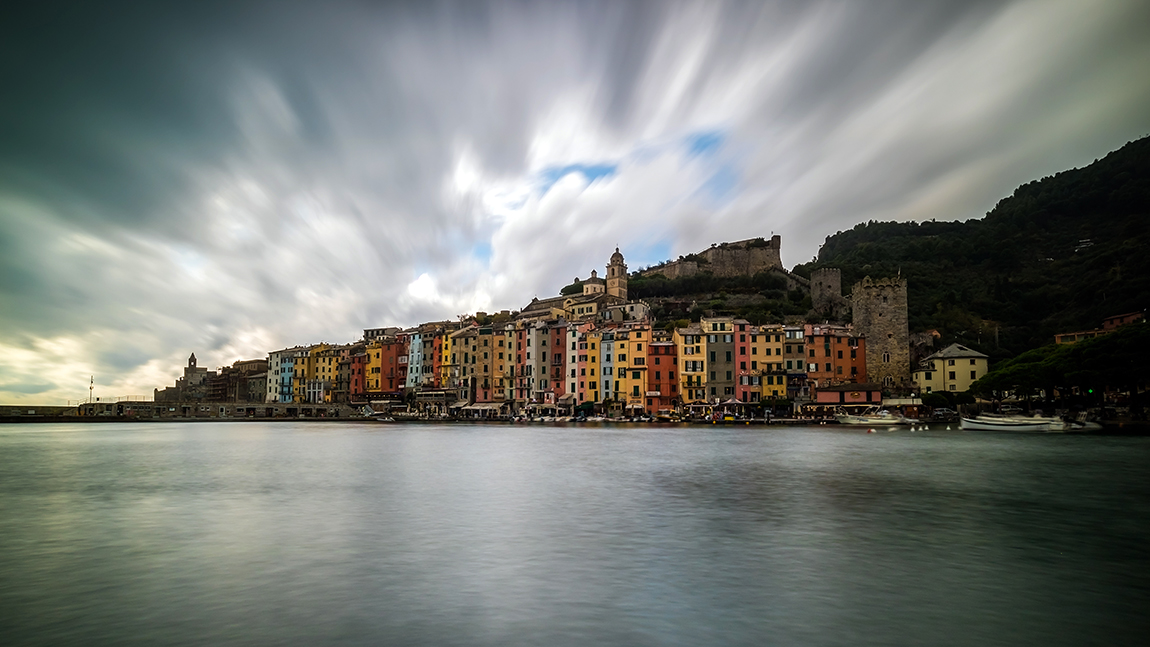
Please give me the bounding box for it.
[585,329,602,404]
[674,323,707,404]
[440,332,455,389]
[616,323,651,415]
[912,344,989,393]
[753,325,788,400]
[494,323,514,402]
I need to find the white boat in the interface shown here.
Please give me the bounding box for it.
[835,407,911,426]
[960,414,1069,432]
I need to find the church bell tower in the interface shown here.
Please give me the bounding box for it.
[606,248,628,301]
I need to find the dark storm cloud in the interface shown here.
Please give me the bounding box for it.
[1,0,1148,402]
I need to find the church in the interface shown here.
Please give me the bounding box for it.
[520,248,629,321]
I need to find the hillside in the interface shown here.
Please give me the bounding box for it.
[794,136,1150,356]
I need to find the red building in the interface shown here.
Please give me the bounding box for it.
[803,324,866,389]
[647,340,678,415]
[350,352,367,403]
[380,337,408,396]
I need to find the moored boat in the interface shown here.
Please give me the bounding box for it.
[960,414,1068,432]
[835,407,911,426]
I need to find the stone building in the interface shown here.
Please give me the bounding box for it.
[606,247,628,300]
[810,268,850,319]
[850,276,910,392]
[639,236,783,280]
[521,248,629,321]
[155,353,216,402]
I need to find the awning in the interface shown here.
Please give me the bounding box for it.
[462,403,504,411]
[558,394,576,402]
[574,401,594,411]
[449,400,469,408]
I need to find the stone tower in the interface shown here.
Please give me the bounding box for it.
[850,276,910,392]
[188,353,197,368]
[811,268,848,318]
[606,248,628,300]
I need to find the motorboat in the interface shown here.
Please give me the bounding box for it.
[835,407,911,426]
[960,414,1070,432]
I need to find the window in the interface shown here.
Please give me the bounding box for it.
[970,359,976,365]
[949,371,956,380]
[710,351,716,362]
[948,359,955,366]
[837,350,843,359]
[970,371,977,379]
[883,352,891,363]
[632,371,640,380]
[726,351,732,362]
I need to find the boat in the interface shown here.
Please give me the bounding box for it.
[835,407,911,426]
[960,414,1070,432]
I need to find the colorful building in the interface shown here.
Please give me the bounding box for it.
[912,344,988,393]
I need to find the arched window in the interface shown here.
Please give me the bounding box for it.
[882,352,891,363]
[883,376,894,386]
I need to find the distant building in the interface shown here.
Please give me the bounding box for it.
[912,344,988,393]
[1055,310,1145,344]
[154,353,216,402]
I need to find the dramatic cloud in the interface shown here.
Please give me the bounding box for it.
[1,0,1148,403]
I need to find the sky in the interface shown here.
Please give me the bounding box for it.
[2,0,1149,404]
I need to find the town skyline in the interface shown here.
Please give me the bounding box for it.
[3,1,1150,405]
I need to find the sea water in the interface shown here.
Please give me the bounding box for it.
[1,422,1147,646]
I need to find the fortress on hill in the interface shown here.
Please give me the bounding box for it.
[639,235,784,280]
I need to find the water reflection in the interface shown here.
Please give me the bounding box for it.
[0,423,1147,646]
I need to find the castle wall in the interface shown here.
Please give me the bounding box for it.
[850,277,910,391]
[640,236,783,280]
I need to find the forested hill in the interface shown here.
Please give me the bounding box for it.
[794,135,1150,357]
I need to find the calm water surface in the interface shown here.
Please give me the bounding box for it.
[1,422,1147,646]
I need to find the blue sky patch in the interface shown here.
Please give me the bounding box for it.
[538,163,618,195]
[471,241,492,264]
[700,164,739,205]
[685,130,725,158]
[627,240,673,270]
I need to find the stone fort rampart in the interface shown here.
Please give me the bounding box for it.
[640,235,784,280]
